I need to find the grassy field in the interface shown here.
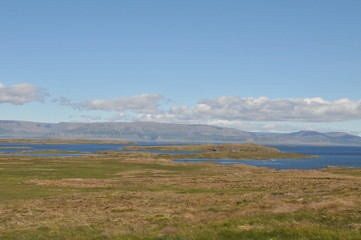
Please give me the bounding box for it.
[0,144,360,239]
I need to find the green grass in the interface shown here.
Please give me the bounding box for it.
[322,167,361,176]
[0,155,203,201]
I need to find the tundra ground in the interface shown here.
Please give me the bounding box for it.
[0,147,360,239]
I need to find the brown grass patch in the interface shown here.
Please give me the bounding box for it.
[161,226,179,234]
[0,162,33,165]
[24,178,119,188]
[113,169,173,176]
[308,198,358,211]
[271,203,303,214]
[47,160,89,163]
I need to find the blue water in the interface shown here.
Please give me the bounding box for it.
[174,145,361,170]
[1,143,360,169]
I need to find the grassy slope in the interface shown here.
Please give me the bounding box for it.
[0,147,360,239]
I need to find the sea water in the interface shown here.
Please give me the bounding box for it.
[174,145,361,169]
[1,143,360,169]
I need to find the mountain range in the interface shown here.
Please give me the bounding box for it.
[1,120,361,145]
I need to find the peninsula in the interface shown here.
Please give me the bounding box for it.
[125,143,315,160]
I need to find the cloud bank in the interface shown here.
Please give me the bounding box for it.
[0,82,48,105]
[163,96,361,122]
[72,94,164,113]
[76,96,361,123]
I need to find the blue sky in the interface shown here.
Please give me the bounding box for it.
[1,0,361,134]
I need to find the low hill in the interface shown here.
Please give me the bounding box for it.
[0,120,253,142]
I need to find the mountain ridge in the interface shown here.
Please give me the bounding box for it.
[0,120,360,145]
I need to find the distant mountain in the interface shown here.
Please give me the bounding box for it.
[0,120,253,142]
[1,120,361,145]
[253,130,361,146]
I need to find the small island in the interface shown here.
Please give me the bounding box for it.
[125,143,316,160]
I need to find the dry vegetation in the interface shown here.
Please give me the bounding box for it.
[0,144,360,239]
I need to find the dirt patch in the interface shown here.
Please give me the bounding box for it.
[23,178,119,188]
[161,226,179,234]
[271,203,303,214]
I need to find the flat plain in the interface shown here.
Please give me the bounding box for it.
[0,142,360,239]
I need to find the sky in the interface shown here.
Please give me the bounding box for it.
[1,0,361,135]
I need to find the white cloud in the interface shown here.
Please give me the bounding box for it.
[64,95,361,133]
[81,115,103,121]
[164,96,361,122]
[52,96,72,105]
[72,94,164,113]
[106,112,128,121]
[0,82,49,105]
